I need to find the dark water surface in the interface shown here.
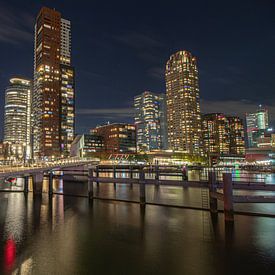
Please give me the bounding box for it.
[1,180,275,274]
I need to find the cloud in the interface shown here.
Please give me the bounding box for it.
[147,66,164,80]
[79,69,103,79]
[0,4,34,45]
[113,31,163,50]
[201,99,275,124]
[77,108,135,119]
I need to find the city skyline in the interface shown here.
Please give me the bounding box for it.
[0,0,275,138]
[0,3,274,275]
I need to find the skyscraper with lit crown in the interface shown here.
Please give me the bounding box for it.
[32,7,75,159]
[165,50,202,155]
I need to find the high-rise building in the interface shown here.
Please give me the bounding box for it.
[246,106,269,148]
[202,113,245,156]
[202,113,230,155]
[165,51,202,155]
[134,91,167,152]
[91,123,136,154]
[32,7,75,159]
[227,116,245,155]
[3,77,32,160]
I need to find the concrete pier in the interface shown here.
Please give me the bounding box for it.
[33,173,44,195]
[24,176,29,193]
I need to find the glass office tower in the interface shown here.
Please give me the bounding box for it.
[134,91,167,152]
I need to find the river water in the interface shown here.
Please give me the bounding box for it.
[0,170,275,274]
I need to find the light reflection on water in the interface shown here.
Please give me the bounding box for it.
[0,192,275,274]
[0,170,275,273]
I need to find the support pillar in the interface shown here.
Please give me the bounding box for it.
[24,176,29,193]
[32,173,44,195]
[223,173,234,222]
[209,172,218,214]
[48,171,53,197]
[139,167,146,205]
[130,166,133,188]
[88,168,94,199]
[155,165,160,186]
[113,166,116,189]
[96,166,99,187]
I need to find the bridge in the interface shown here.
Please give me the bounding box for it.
[0,158,99,194]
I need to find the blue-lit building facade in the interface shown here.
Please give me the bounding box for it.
[134,91,168,152]
[246,106,269,148]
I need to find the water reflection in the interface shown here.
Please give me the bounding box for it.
[4,238,16,273]
[0,193,275,274]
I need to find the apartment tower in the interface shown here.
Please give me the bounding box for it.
[4,77,32,160]
[165,51,202,155]
[202,113,245,156]
[32,7,75,159]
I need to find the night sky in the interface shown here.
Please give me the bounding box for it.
[0,0,275,138]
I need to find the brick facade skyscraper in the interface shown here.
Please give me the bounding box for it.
[32,7,75,159]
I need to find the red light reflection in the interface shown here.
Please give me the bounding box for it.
[4,237,16,273]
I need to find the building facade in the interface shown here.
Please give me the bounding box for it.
[246,106,269,148]
[91,123,136,154]
[32,7,75,159]
[165,50,202,155]
[134,91,167,152]
[202,113,230,156]
[70,134,104,158]
[227,116,245,155]
[202,113,245,156]
[3,77,32,160]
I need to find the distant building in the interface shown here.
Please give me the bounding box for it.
[165,50,202,155]
[0,141,8,161]
[3,77,32,160]
[245,127,274,164]
[32,7,75,159]
[246,106,269,148]
[202,113,230,155]
[134,91,167,152]
[202,113,245,157]
[227,116,245,155]
[91,123,136,154]
[70,134,104,158]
